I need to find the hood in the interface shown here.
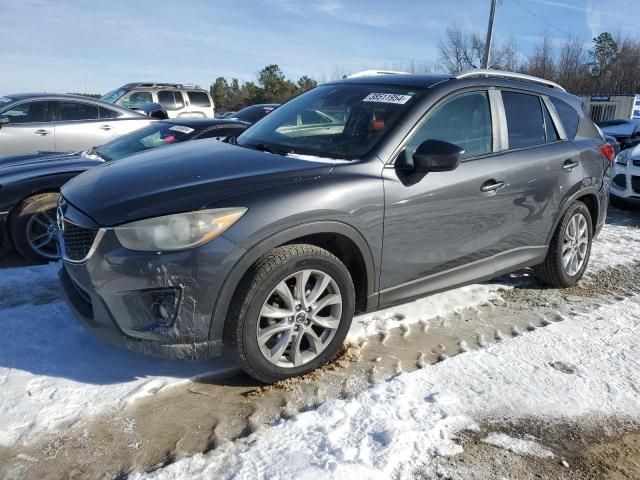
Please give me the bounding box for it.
[61,139,335,226]
[0,151,103,182]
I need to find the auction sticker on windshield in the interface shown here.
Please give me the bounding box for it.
[363,93,413,104]
[169,125,195,134]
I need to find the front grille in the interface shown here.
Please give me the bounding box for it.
[633,160,640,168]
[63,220,99,261]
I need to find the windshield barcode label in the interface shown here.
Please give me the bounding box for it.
[362,93,412,104]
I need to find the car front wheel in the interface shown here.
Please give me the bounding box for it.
[224,244,355,383]
[9,192,61,264]
[534,201,593,288]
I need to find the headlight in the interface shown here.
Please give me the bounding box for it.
[615,151,628,166]
[114,207,247,251]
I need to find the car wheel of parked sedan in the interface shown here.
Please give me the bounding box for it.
[224,244,355,383]
[534,201,592,288]
[10,192,61,264]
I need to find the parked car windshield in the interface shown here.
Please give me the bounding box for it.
[100,89,127,104]
[237,84,426,159]
[93,122,199,161]
[0,96,13,108]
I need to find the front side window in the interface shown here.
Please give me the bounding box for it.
[405,91,492,159]
[158,90,184,110]
[551,97,579,139]
[57,101,100,121]
[122,91,152,108]
[1,101,49,123]
[238,85,426,159]
[99,107,122,119]
[187,91,211,108]
[503,91,546,149]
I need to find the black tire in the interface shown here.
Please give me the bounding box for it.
[9,192,61,264]
[534,201,592,288]
[223,244,355,383]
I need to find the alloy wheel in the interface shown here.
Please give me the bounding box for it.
[562,212,589,277]
[256,269,343,368]
[26,208,60,260]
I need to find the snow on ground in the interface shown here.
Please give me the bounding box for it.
[482,432,555,459]
[134,295,640,480]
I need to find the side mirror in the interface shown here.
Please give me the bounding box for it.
[412,139,465,173]
[0,117,9,129]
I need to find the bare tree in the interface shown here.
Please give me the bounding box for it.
[522,32,556,80]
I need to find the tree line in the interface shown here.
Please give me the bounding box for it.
[210,29,640,112]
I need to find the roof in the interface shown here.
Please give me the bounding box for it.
[4,92,105,101]
[334,74,453,89]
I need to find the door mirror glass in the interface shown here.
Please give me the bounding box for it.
[413,139,464,173]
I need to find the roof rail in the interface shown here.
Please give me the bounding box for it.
[123,82,202,89]
[455,69,566,92]
[347,70,410,79]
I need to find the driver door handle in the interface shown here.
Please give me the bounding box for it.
[480,180,505,193]
[33,129,51,136]
[99,124,113,131]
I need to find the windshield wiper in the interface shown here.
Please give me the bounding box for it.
[243,142,291,156]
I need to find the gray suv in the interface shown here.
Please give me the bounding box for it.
[58,70,613,383]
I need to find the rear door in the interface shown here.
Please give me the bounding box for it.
[0,100,55,155]
[495,90,578,253]
[157,90,185,118]
[52,100,114,151]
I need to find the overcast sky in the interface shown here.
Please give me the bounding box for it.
[0,0,636,94]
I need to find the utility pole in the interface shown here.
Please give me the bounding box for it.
[482,0,497,69]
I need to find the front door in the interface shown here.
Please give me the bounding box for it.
[380,90,514,306]
[0,100,55,155]
[53,100,114,151]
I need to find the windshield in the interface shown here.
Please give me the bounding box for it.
[237,84,426,159]
[100,88,127,104]
[0,96,13,109]
[94,122,200,161]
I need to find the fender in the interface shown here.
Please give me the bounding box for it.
[545,185,602,245]
[209,220,378,343]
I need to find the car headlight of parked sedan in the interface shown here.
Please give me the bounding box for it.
[114,207,247,251]
[615,150,629,166]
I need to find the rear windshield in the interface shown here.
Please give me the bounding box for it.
[237,84,426,159]
[94,122,200,161]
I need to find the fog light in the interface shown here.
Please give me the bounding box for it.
[146,288,181,327]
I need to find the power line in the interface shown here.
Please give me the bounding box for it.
[511,0,574,38]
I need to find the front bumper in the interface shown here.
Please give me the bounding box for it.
[610,159,640,203]
[58,205,246,360]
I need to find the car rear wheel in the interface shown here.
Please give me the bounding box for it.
[224,244,355,383]
[534,201,592,288]
[9,192,61,264]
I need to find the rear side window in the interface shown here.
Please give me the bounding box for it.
[158,90,184,110]
[550,97,579,139]
[99,107,122,119]
[1,101,49,123]
[502,91,546,149]
[406,91,492,159]
[187,91,211,107]
[57,102,100,121]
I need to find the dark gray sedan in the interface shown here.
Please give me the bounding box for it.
[0,93,153,156]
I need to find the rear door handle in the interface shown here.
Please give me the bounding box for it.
[99,124,113,131]
[33,129,51,136]
[480,180,505,193]
[562,160,579,171]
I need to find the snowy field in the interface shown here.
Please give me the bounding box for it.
[1,207,640,479]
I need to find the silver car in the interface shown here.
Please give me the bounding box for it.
[0,93,153,156]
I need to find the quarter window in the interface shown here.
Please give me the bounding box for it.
[158,90,184,110]
[502,91,546,149]
[57,102,100,121]
[187,91,211,108]
[406,91,492,159]
[550,97,579,139]
[1,101,49,123]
